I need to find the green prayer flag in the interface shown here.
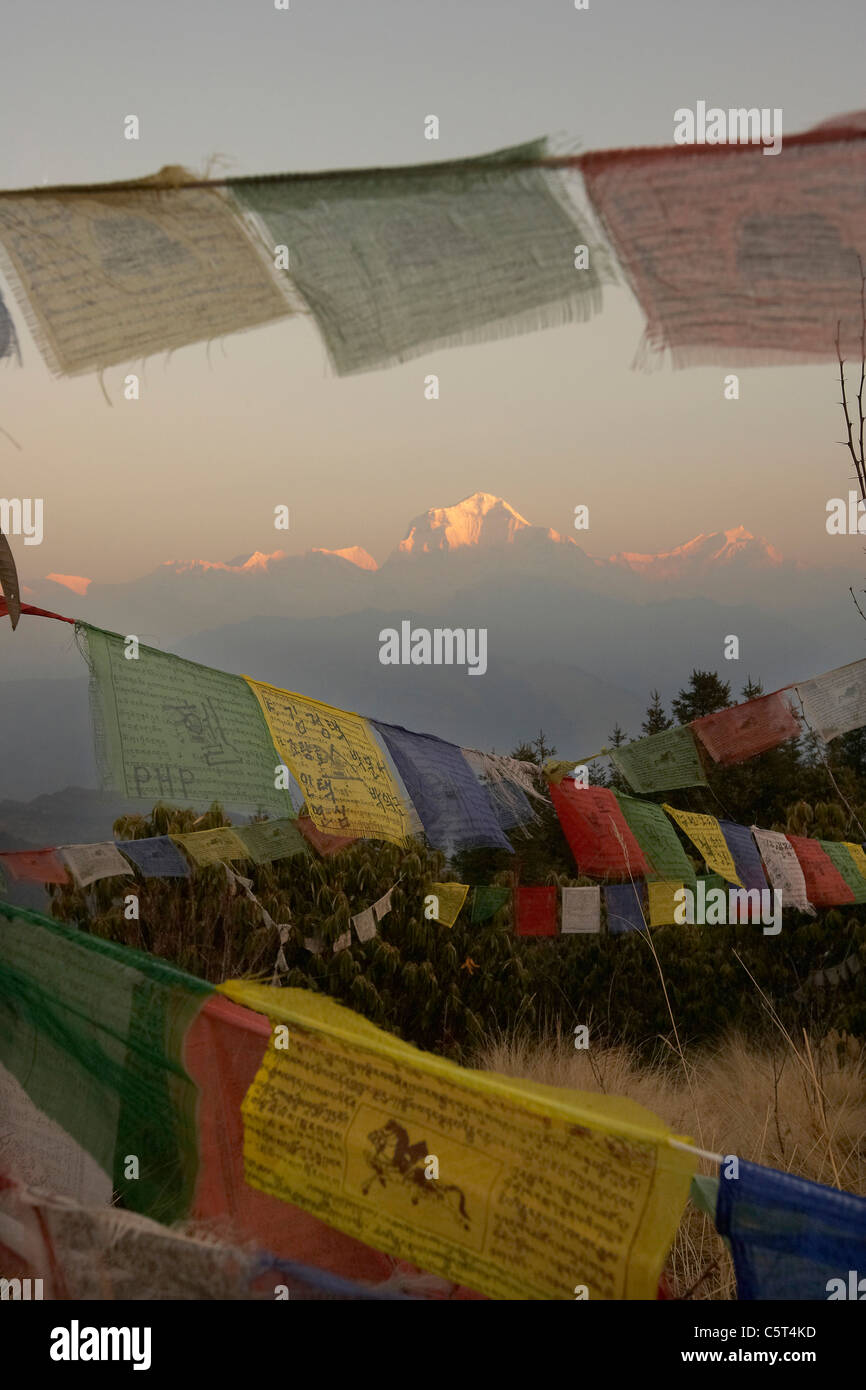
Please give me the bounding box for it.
[615,793,697,887]
[471,885,511,923]
[234,817,311,865]
[230,140,608,377]
[0,901,212,1223]
[611,726,707,794]
[820,841,866,904]
[78,622,291,816]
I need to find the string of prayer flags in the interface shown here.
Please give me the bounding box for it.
[614,792,696,886]
[351,907,378,943]
[78,623,291,816]
[174,826,250,867]
[0,901,211,1224]
[786,836,855,907]
[115,835,192,878]
[234,817,310,865]
[230,139,608,378]
[561,885,601,934]
[581,115,866,368]
[662,806,743,886]
[0,181,293,378]
[717,821,769,894]
[647,881,684,927]
[296,817,357,857]
[550,782,648,879]
[515,885,558,937]
[691,691,800,765]
[750,828,815,916]
[610,725,707,793]
[471,885,511,923]
[216,979,695,1299]
[243,681,411,846]
[604,882,646,935]
[427,882,470,928]
[372,721,511,854]
[817,841,866,904]
[0,847,70,884]
[59,841,133,888]
[794,658,866,742]
[715,1156,866,1300]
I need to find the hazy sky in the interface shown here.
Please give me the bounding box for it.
[3,0,866,586]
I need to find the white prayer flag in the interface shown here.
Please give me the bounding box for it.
[561,886,601,934]
[795,659,866,742]
[751,827,815,916]
[372,888,394,921]
[352,908,378,943]
[59,842,133,888]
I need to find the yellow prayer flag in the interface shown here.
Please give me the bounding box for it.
[662,805,743,886]
[242,679,410,846]
[426,882,469,927]
[217,982,695,1301]
[173,826,249,866]
[648,881,685,926]
[843,842,866,883]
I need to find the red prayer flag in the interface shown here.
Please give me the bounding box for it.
[296,816,357,856]
[785,836,855,907]
[692,691,800,765]
[0,848,70,884]
[515,885,557,937]
[581,116,866,368]
[550,782,649,879]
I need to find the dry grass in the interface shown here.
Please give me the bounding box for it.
[474,1027,866,1299]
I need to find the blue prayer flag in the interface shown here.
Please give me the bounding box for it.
[604,881,646,934]
[116,836,191,879]
[719,821,769,894]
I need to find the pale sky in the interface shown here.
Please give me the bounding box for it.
[2,0,866,586]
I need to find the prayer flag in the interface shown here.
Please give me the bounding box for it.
[0,902,211,1224]
[786,836,855,906]
[471,885,511,923]
[296,817,356,856]
[647,881,684,927]
[610,726,707,793]
[550,782,648,879]
[692,691,800,764]
[0,182,292,377]
[604,882,646,935]
[79,623,290,815]
[217,980,695,1300]
[174,826,250,867]
[244,681,410,846]
[795,658,866,742]
[662,806,743,886]
[230,140,607,377]
[351,908,378,943]
[561,885,601,933]
[751,827,814,915]
[371,888,394,921]
[818,841,866,903]
[234,817,310,865]
[116,835,191,878]
[582,118,866,367]
[716,1157,866,1300]
[372,721,511,854]
[515,885,557,937]
[427,883,470,928]
[59,842,133,888]
[718,821,769,894]
[0,847,70,884]
[615,792,696,886]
